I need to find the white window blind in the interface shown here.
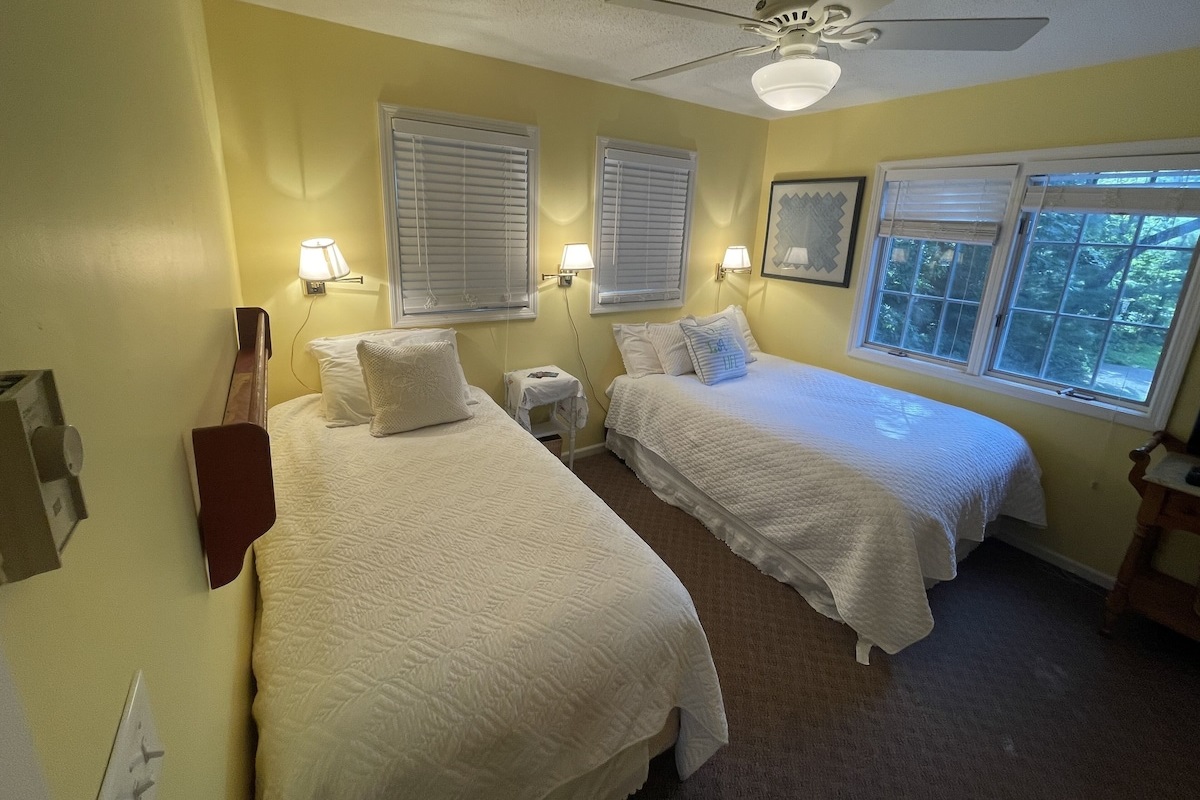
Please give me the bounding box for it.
[385,112,536,321]
[880,165,1018,245]
[1021,173,1200,216]
[594,144,696,309]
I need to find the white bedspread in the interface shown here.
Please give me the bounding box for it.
[255,391,727,800]
[605,355,1046,658]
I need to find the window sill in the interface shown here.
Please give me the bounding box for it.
[589,298,684,316]
[391,307,536,327]
[847,345,1161,431]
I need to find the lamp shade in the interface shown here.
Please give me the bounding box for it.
[783,246,809,266]
[752,58,841,112]
[561,243,595,272]
[298,238,350,281]
[722,245,751,270]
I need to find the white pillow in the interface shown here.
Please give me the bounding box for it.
[306,328,473,427]
[646,321,694,376]
[611,323,664,378]
[680,317,748,385]
[687,305,757,364]
[731,305,761,352]
[357,340,472,436]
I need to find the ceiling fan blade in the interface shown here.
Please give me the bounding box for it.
[605,0,765,28]
[840,17,1050,51]
[633,43,776,81]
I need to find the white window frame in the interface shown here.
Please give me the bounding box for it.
[849,138,1200,430]
[591,138,697,314]
[379,104,539,326]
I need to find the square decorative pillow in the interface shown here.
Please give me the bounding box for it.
[356,340,472,436]
[307,328,474,426]
[646,320,695,376]
[687,306,757,364]
[679,317,748,385]
[612,323,664,378]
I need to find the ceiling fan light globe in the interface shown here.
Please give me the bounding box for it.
[752,58,841,111]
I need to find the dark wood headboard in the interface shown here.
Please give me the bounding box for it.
[191,307,276,589]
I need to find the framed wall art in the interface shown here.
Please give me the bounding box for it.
[761,177,866,287]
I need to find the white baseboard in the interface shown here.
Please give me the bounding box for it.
[994,530,1116,589]
[574,442,608,460]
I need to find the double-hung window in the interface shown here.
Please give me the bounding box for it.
[380,105,538,325]
[592,139,696,313]
[866,165,1019,364]
[852,142,1200,429]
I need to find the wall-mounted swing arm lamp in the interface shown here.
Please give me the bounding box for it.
[542,243,595,287]
[299,238,364,296]
[716,245,752,280]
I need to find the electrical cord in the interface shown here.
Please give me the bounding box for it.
[290,295,320,393]
[564,289,608,414]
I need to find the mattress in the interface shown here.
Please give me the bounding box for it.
[254,390,727,800]
[605,355,1046,661]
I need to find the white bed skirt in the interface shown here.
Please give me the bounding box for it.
[606,430,982,664]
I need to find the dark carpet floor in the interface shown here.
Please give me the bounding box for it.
[572,451,1200,800]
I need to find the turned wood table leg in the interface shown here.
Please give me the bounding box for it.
[1102,521,1161,636]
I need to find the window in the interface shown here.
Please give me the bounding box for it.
[380,105,538,325]
[592,139,696,313]
[866,166,1018,364]
[851,143,1200,429]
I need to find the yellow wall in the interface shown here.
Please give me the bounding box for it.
[0,2,254,798]
[751,48,1200,580]
[201,0,768,448]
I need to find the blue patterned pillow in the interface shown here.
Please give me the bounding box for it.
[679,317,748,385]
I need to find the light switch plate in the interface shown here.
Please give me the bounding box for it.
[97,671,164,800]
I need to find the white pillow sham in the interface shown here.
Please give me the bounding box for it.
[646,321,694,376]
[357,340,472,437]
[611,323,664,378]
[307,328,473,427]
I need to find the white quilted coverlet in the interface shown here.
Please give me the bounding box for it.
[255,391,727,800]
[605,355,1046,656]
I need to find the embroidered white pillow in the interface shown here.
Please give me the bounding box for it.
[679,317,748,385]
[646,321,695,376]
[612,323,664,378]
[356,340,472,436]
[307,328,473,427]
[687,306,757,363]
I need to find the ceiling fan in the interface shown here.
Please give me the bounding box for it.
[606,0,1049,111]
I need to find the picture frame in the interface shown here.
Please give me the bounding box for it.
[761,177,866,287]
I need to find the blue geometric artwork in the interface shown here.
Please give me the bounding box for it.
[772,191,847,273]
[762,177,866,287]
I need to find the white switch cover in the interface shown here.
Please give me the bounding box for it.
[97,671,164,800]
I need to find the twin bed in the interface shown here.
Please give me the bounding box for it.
[238,303,1045,796]
[253,388,727,799]
[605,353,1046,663]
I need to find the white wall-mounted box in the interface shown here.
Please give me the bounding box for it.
[0,370,86,584]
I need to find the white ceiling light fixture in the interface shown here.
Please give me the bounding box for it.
[752,56,841,111]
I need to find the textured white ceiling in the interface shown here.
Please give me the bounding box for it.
[241,0,1200,118]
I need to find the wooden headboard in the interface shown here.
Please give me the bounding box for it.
[191,307,276,589]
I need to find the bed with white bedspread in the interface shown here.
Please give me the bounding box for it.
[605,354,1046,663]
[254,389,728,799]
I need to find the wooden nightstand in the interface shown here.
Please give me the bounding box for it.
[1103,431,1200,641]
